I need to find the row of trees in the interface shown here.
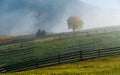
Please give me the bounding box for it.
[36,29,46,38]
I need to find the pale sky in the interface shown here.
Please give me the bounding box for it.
[80,0,120,10]
[0,0,120,35]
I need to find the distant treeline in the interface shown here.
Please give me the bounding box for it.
[0,26,120,46]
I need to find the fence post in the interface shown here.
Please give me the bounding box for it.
[95,30,98,35]
[54,35,56,40]
[58,54,61,64]
[79,51,83,61]
[86,31,89,37]
[35,59,39,68]
[59,35,62,40]
[98,50,101,58]
[93,36,97,50]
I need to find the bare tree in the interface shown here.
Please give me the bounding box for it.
[67,16,84,32]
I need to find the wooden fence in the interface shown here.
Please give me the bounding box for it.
[0,47,35,57]
[0,46,120,73]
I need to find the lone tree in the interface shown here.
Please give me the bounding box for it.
[67,16,84,32]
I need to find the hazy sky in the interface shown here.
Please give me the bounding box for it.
[79,0,120,30]
[0,0,120,35]
[81,0,120,10]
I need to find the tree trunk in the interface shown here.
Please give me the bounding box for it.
[73,29,75,33]
[72,29,76,37]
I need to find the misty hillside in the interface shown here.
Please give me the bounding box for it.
[0,25,120,73]
[0,26,120,47]
[0,0,92,35]
[0,0,120,35]
[81,26,120,32]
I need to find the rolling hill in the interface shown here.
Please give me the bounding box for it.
[0,26,120,74]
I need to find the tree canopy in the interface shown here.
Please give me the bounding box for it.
[67,16,84,32]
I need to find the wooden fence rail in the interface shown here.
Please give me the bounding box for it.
[0,46,120,73]
[0,47,35,57]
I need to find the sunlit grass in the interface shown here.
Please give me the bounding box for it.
[0,36,15,40]
[1,56,120,75]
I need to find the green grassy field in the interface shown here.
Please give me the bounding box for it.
[0,31,120,65]
[0,28,120,75]
[1,56,120,75]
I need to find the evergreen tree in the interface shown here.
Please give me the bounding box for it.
[36,29,46,38]
[36,29,42,38]
[42,30,46,37]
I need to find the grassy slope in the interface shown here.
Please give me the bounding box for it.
[0,35,35,47]
[0,31,120,65]
[0,28,120,75]
[1,56,120,75]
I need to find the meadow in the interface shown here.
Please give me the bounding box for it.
[0,30,120,65]
[0,28,120,74]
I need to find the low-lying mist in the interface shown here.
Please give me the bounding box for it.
[0,0,120,35]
